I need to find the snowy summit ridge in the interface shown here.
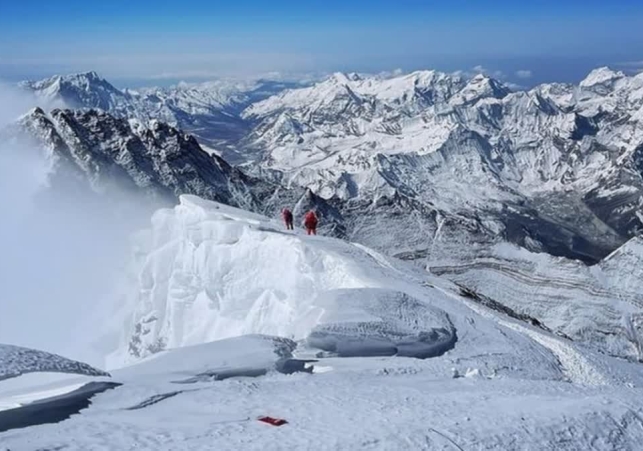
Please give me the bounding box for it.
[111,195,458,366]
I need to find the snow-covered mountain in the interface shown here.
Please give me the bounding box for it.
[241,67,643,262]
[8,69,643,360]
[19,72,134,112]
[14,67,643,264]
[3,106,347,238]
[8,107,257,209]
[5,68,643,449]
[19,72,301,163]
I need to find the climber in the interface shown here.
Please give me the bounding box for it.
[282,208,294,230]
[303,210,318,235]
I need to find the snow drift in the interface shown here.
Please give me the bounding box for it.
[114,335,302,384]
[0,344,109,382]
[307,288,455,358]
[108,195,457,367]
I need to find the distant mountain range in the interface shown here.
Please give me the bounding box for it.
[10,67,643,263]
[18,72,304,164]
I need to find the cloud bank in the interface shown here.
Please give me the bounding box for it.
[516,70,533,79]
[0,86,158,367]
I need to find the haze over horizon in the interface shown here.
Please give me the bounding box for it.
[5,1,643,449]
[1,0,643,87]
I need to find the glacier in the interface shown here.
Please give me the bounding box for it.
[430,239,643,361]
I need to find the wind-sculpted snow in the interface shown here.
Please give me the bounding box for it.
[429,239,643,361]
[114,335,299,383]
[307,289,456,358]
[110,194,629,388]
[0,345,109,381]
[108,195,458,366]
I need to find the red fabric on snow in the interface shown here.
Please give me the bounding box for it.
[257,416,288,426]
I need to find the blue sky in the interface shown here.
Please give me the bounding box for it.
[1,0,643,86]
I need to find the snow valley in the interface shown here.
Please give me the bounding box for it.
[0,68,642,450]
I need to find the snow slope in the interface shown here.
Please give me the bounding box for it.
[114,335,299,383]
[1,197,643,449]
[107,195,459,367]
[3,361,643,450]
[429,239,643,361]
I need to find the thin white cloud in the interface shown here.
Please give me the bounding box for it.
[615,61,643,74]
[515,70,533,79]
[452,65,531,91]
[372,68,406,79]
[470,65,505,79]
[454,65,507,81]
[0,52,318,81]
[147,71,224,80]
[616,61,643,68]
[505,82,525,90]
[145,70,325,87]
